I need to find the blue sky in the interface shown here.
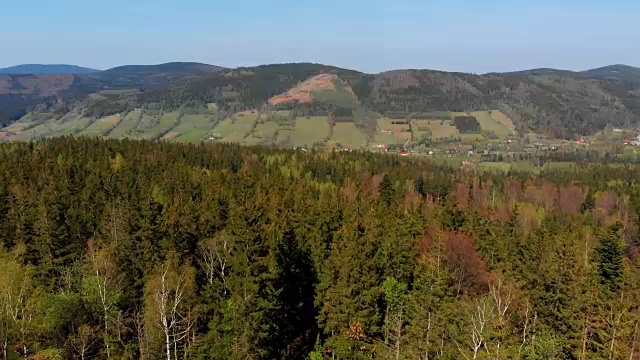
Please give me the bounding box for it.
[0,0,637,73]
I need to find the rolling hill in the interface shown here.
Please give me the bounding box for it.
[582,64,640,85]
[96,62,226,89]
[0,64,100,74]
[1,62,639,139]
[101,62,223,75]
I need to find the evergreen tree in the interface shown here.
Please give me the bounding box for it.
[596,221,625,292]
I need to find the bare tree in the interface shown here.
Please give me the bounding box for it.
[147,259,196,360]
[489,279,514,359]
[135,311,148,360]
[0,247,39,360]
[457,297,494,360]
[87,240,121,359]
[198,233,232,291]
[519,303,537,358]
[70,324,98,360]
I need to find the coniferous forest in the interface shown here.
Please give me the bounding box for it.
[2,138,640,359]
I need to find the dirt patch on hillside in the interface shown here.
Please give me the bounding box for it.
[269,74,352,105]
[161,132,179,140]
[0,131,15,141]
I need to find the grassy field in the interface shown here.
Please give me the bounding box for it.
[2,120,38,133]
[374,132,407,146]
[166,114,216,142]
[1,107,519,151]
[212,111,259,143]
[105,110,181,140]
[461,134,485,143]
[253,122,278,140]
[2,113,52,135]
[275,129,293,146]
[489,110,515,133]
[450,112,469,119]
[108,110,143,138]
[291,116,330,147]
[378,118,411,132]
[412,119,460,139]
[78,115,121,137]
[376,118,412,144]
[130,112,180,140]
[53,117,93,137]
[331,122,368,148]
[5,124,39,141]
[470,111,514,138]
[233,121,279,146]
[15,114,92,140]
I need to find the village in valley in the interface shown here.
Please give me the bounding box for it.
[358,113,640,171]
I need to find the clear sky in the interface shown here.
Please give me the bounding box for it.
[0,0,637,74]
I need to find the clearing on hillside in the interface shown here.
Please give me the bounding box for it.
[107,110,143,138]
[130,112,180,140]
[212,111,259,142]
[489,110,516,133]
[449,112,469,119]
[470,111,514,138]
[106,110,180,140]
[167,114,216,142]
[331,122,368,149]
[461,134,485,143]
[375,118,413,145]
[418,120,459,139]
[2,120,39,134]
[2,113,54,140]
[16,114,92,140]
[78,115,121,137]
[269,74,353,105]
[291,116,330,147]
[252,121,278,141]
[275,129,293,145]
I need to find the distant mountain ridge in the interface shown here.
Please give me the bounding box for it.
[96,62,226,89]
[0,61,639,137]
[0,64,100,75]
[102,62,224,75]
[494,64,640,85]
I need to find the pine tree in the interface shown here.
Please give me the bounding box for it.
[379,174,395,206]
[596,221,625,292]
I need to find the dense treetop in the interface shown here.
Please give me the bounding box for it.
[1,137,640,359]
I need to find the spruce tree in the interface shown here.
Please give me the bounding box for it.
[596,221,625,292]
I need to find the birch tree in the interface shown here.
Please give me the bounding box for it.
[198,232,232,290]
[145,256,196,360]
[83,239,122,359]
[457,297,494,360]
[383,277,408,360]
[0,245,42,360]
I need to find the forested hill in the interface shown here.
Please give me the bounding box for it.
[0,64,100,75]
[2,137,640,359]
[89,63,640,137]
[1,62,640,137]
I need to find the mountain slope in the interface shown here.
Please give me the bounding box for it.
[82,63,640,137]
[96,62,226,89]
[268,73,355,105]
[102,62,224,75]
[495,64,640,84]
[491,68,578,77]
[1,62,640,138]
[0,64,100,75]
[582,64,640,85]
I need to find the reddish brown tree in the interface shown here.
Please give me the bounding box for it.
[444,232,491,295]
[558,185,584,215]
